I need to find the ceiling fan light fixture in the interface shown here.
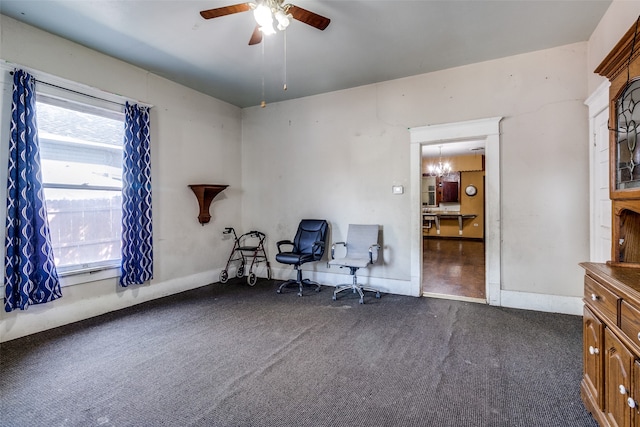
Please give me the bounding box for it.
[275,10,291,30]
[199,1,330,45]
[253,3,273,28]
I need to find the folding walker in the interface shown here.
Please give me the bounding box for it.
[220,228,271,286]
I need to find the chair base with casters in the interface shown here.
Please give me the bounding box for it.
[332,267,381,304]
[329,224,382,304]
[276,266,321,297]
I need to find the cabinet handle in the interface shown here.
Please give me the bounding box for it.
[620,385,628,395]
[628,397,637,409]
[637,332,640,342]
[591,293,599,301]
[588,346,599,355]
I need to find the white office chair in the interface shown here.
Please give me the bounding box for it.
[329,224,381,304]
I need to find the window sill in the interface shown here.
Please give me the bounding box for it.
[59,266,120,287]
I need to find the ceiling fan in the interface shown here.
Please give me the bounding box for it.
[200,0,330,45]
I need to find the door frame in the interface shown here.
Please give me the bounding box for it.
[409,117,502,305]
[585,80,611,263]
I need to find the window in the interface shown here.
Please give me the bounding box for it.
[36,94,124,274]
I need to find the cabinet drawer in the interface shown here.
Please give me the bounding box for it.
[620,301,640,350]
[585,275,619,324]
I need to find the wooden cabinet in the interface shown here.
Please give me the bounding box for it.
[583,19,640,427]
[581,263,640,427]
[604,328,635,427]
[442,181,459,203]
[584,305,604,409]
[436,172,460,205]
[595,20,640,266]
[635,361,640,427]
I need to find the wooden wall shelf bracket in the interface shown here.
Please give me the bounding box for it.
[188,184,228,225]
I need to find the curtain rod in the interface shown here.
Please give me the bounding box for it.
[4,61,153,109]
[10,71,127,108]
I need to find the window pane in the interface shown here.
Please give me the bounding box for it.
[37,99,124,273]
[37,102,123,188]
[44,188,122,269]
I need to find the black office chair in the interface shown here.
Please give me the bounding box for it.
[276,219,328,296]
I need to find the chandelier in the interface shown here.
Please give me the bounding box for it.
[427,146,452,178]
[252,1,292,35]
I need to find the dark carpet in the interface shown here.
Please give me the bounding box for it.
[0,279,596,427]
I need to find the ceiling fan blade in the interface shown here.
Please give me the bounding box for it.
[287,5,330,30]
[200,3,252,19]
[249,25,263,45]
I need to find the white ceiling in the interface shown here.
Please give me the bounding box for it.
[1,1,611,109]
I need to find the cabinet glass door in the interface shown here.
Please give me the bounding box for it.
[615,79,640,191]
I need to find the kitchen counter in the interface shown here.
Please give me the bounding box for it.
[422,211,476,235]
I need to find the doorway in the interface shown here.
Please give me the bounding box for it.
[421,141,486,302]
[409,117,502,306]
[422,238,485,300]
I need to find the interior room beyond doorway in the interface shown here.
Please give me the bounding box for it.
[421,141,486,302]
[422,238,485,299]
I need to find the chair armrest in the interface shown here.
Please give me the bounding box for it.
[369,243,381,264]
[276,240,293,253]
[331,241,346,259]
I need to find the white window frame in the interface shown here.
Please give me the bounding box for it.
[35,82,126,282]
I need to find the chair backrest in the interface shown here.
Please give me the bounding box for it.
[345,224,380,260]
[293,219,328,259]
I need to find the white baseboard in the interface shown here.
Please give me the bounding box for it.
[272,267,584,316]
[498,290,583,316]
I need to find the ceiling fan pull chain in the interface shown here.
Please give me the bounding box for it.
[261,39,266,108]
[283,29,288,91]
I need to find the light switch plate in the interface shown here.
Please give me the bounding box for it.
[392,185,404,195]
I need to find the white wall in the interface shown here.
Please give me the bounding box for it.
[240,87,413,295]
[0,15,243,342]
[242,42,591,309]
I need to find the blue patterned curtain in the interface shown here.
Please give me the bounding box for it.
[120,102,153,287]
[4,70,62,312]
